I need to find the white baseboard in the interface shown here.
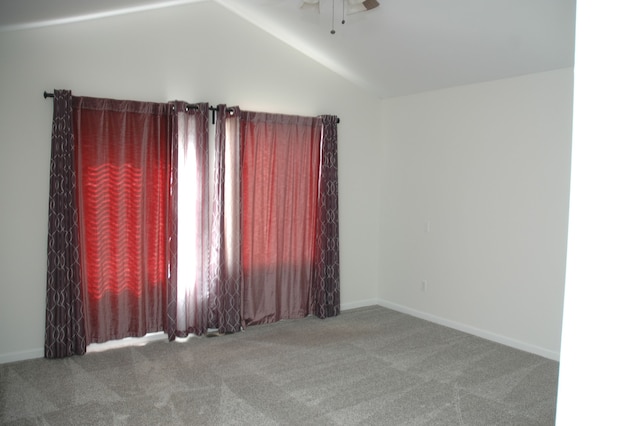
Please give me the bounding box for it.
[0,348,43,365]
[340,299,379,311]
[376,299,560,361]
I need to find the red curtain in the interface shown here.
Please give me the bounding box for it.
[240,112,322,326]
[73,97,172,343]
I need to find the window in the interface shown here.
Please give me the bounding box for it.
[45,92,340,358]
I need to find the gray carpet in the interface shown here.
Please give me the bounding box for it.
[0,306,558,425]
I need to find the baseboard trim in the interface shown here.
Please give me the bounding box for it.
[341,299,379,311]
[376,299,560,361]
[0,348,43,365]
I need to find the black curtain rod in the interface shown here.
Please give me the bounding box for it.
[185,104,217,112]
[44,92,213,110]
[43,91,339,123]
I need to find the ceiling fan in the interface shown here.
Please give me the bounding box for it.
[300,0,380,34]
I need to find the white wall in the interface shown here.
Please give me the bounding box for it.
[0,1,381,362]
[0,1,574,364]
[378,69,574,359]
[556,2,640,424]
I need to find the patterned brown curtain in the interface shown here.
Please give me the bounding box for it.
[209,106,242,333]
[313,115,340,318]
[44,90,87,358]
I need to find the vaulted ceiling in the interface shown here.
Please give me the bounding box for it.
[0,0,576,98]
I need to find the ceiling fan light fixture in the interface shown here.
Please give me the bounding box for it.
[346,0,379,14]
[300,0,320,12]
[300,0,380,34]
[300,0,379,15]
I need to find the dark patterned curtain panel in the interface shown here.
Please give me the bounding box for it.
[209,106,242,334]
[312,115,341,318]
[45,90,87,358]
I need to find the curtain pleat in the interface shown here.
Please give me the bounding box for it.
[166,111,179,340]
[312,115,341,318]
[209,106,242,333]
[44,90,87,358]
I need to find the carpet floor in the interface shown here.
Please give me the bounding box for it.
[0,306,558,425]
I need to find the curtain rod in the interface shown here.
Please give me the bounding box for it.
[44,91,215,111]
[43,91,339,123]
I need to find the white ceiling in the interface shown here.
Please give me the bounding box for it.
[0,0,576,99]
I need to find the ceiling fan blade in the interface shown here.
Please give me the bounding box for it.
[346,0,379,15]
[300,0,320,12]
